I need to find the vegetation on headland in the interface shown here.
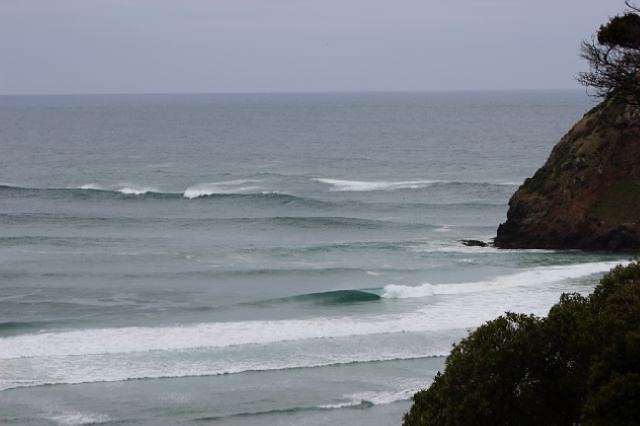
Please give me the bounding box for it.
[403,261,640,426]
[494,2,640,250]
[406,4,640,424]
[578,1,640,103]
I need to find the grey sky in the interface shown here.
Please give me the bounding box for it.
[0,0,627,94]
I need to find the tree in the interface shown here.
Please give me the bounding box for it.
[403,262,640,426]
[403,313,551,426]
[577,2,640,103]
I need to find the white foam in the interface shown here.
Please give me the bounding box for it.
[0,260,627,391]
[0,261,625,361]
[410,241,554,254]
[320,391,407,409]
[320,381,429,409]
[48,411,110,426]
[314,178,519,192]
[382,260,629,299]
[0,348,446,392]
[346,389,416,406]
[78,183,105,191]
[314,178,436,192]
[433,224,452,233]
[116,185,157,195]
[183,180,262,199]
[79,183,157,194]
[0,314,442,359]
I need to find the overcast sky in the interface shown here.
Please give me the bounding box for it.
[0,0,627,95]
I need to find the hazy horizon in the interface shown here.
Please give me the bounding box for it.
[1,0,626,95]
[0,88,591,98]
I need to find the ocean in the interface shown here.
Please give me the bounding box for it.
[0,91,629,425]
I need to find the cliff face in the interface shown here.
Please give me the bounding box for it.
[495,98,640,250]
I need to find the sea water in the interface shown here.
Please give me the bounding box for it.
[0,91,629,425]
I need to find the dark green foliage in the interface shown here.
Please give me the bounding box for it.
[578,5,640,102]
[404,313,555,426]
[583,263,640,425]
[404,262,640,426]
[598,13,640,48]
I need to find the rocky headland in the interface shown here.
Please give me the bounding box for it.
[495,97,640,250]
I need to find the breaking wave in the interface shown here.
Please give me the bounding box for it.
[382,260,629,299]
[314,178,519,192]
[198,386,425,421]
[183,180,263,198]
[0,183,316,204]
[0,260,625,360]
[0,260,626,392]
[264,289,382,305]
[319,386,425,409]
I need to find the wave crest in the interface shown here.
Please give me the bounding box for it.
[382,261,629,299]
[1,261,626,360]
[320,387,423,409]
[314,178,436,192]
[314,178,519,192]
[270,289,381,305]
[183,180,263,198]
[116,185,158,195]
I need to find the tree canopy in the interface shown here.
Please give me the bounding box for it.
[578,2,640,102]
[403,262,640,426]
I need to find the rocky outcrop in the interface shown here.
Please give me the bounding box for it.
[460,239,489,247]
[495,98,640,250]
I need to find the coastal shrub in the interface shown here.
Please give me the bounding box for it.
[404,262,640,426]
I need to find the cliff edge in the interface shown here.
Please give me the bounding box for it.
[495,98,640,250]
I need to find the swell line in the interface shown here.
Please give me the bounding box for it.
[0,354,445,392]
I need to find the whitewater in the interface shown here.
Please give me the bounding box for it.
[0,91,624,426]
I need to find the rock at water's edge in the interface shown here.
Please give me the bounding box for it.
[460,239,489,247]
[495,98,640,250]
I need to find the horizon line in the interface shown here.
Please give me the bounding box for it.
[0,88,588,97]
